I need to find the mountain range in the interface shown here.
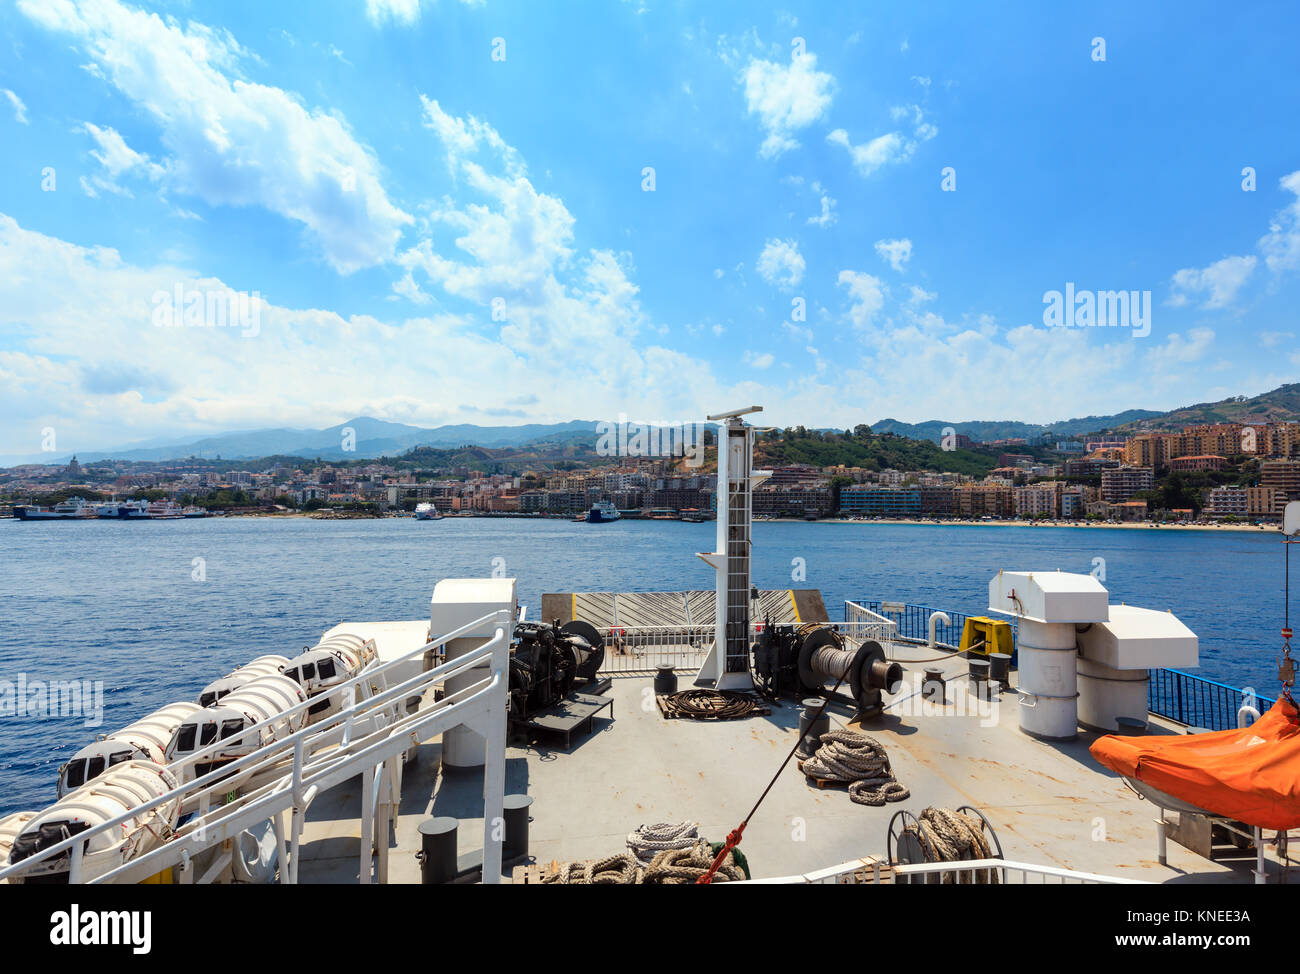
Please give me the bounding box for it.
[7,383,1300,466]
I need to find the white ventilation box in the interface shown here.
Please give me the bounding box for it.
[988,570,1109,624]
[430,578,516,638]
[430,578,516,769]
[1075,604,1198,670]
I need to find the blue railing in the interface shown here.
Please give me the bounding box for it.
[853,600,976,648]
[1147,669,1275,732]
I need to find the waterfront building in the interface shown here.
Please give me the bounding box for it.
[1101,466,1155,503]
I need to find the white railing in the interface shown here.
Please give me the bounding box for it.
[597,619,901,675]
[0,609,512,886]
[738,856,1144,885]
[845,600,899,650]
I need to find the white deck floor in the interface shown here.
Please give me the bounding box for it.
[297,645,1276,884]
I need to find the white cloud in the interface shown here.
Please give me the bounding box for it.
[1169,255,1256,309]
[874,238,912,272]
[1260,170,1300,274]
[740,51,834,158]
[365,0,483,26]
[827,106,937,178]
[807,189,837,228]
[907,284,936,305]
[79,123,165,197]
[756,238,805,287]
[2,89,27,124]
[743,350,775,369]
[1148,328,1215,369]
[837,270,887,330]
[20,0,412,273]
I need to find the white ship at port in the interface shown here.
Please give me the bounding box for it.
[14,497,96,520]
[2,410,1298,888]
[585,500,621,523]
[414,502,443,520]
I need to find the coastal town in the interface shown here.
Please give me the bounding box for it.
[2,418,1298,526]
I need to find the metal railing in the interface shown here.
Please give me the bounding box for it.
[0,609,512,886]
[597,620,898,676]
[1147,669,1275,732]
[852,600,974,648]
[737,856,1142,885]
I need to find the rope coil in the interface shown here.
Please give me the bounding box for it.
[660,689,759,720]
[541,839,744,885]
[800,729,910,806]
[627,821,700,862]
[901,807,999,884]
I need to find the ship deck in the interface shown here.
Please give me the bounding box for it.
[296,639,1277,884]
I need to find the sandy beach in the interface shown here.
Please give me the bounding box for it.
[769,517,1274,533]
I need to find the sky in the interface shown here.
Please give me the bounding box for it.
[1,0,1299,457]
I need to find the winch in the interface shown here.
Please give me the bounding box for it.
[508,620,605,720]
[751,622,902,718]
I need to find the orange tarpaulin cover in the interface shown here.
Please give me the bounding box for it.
[1090,697,1300,830]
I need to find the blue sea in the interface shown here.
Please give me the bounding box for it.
[0,517,1289,816]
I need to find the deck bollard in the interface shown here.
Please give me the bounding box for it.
[416,816,458,885]
[503,794,533,860]
[799,698,830,752]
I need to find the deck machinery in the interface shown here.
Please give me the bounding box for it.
[751,622,903,718]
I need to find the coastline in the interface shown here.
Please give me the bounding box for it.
[768,517,1274,533]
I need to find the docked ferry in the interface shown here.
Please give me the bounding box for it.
[13,497,96,520]
[585,500,621,523]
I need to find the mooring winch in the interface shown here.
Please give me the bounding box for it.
[508,620,605,720]
[751,622,903,718]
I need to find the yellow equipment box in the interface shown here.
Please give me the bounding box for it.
[960,616,1014,658]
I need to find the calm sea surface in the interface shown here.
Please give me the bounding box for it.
[0,517,1288,815]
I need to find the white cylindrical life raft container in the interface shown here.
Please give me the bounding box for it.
[1077,656,1149,733]
[166,674,307,784]
[198,654,290,708]
[1016,618,1079,741]
[7,761,180,884]
[0,812,37,884]
[58,701,203,798]
[282,634,376,725]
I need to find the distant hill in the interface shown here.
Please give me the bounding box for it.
[1113,383,1300,432]
[871,411,1162,445]
[757,429,996,476]
[872,383,1300,445]
[0,418,600,465]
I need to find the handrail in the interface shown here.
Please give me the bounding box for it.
[0,609,509,884]
[734,857,1143,885]
[92,654,507,885]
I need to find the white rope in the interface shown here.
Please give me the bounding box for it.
[626,821,700,862]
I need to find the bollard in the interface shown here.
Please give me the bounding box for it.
[988,652,1012,688]
[922,668,946,704]
[968,657,991,686]
[798,698,830,752]
[654,665,678,695]
[503,794,534,860]
[416,817,458,885]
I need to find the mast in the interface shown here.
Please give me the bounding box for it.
[697,407,770,690]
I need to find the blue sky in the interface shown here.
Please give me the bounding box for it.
[1,0,1298,457]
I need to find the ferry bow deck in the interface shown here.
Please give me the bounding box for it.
[296,633,1255,884]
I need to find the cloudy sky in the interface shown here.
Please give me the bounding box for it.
[1,0,1298,456]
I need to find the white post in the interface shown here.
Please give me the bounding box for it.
[272,811,288,885]
[481,630,508,884]
[360,765,374,885]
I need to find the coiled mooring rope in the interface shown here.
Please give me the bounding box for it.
[800,729,910,806]
[541,839,745,885]
[901,807,998,884]
[660,688,759,720]
[627,821,700,862]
